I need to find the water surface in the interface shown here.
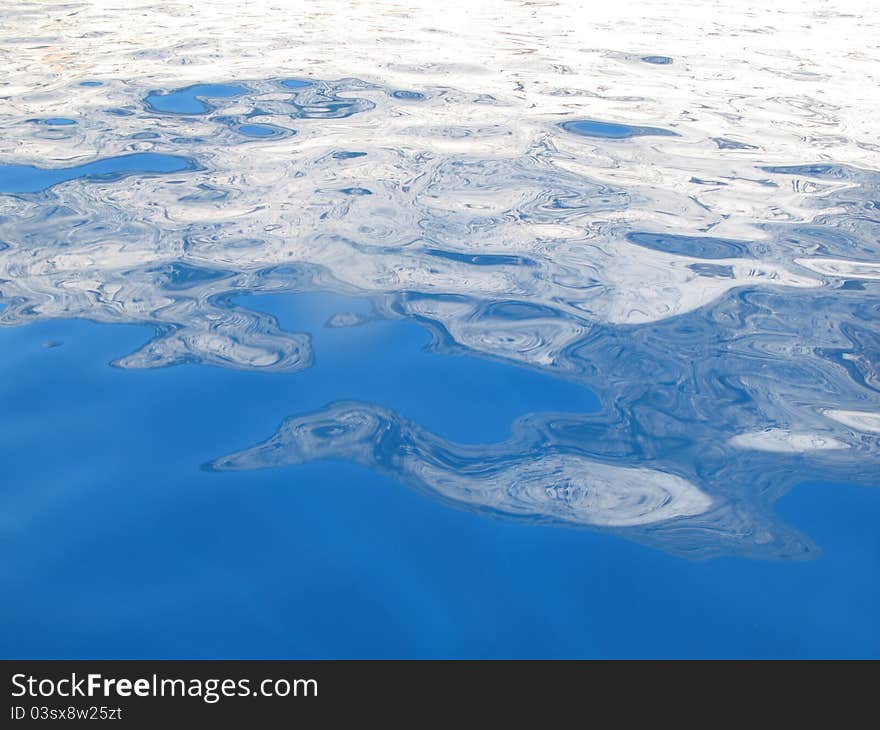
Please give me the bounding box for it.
[1,0,879,658]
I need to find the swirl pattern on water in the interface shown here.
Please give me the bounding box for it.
[1,0,878,558]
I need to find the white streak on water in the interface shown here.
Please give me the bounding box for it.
[826,410,880,434]
[729,429,849,453]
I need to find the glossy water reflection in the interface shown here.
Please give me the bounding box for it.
[0,0,879,656]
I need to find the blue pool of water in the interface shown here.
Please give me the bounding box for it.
[1,60,878,659]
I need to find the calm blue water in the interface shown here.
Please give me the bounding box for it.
[1,3,879,658]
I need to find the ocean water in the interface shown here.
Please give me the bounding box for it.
[1,0,879,658]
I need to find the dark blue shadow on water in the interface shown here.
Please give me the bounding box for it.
[0,153,197,194]
[390,90,426,101]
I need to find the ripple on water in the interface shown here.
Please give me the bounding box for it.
[235,123,284,138]
[390,89,426,100]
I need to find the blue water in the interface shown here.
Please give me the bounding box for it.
[1,15,879,658]
[0,153,196,193]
